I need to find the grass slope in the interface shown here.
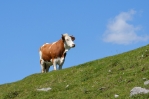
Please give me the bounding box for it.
[0,45,149,99]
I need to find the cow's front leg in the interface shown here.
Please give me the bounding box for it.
[59,57,65,70]
[59,62,64,70]
[53,59,57,70]
[59,65,62,70]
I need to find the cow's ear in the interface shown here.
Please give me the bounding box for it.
[70,36,75,41]
[61,34,65,41]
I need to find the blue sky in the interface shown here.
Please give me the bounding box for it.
[0,1,149,84]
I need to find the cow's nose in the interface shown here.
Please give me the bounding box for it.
[72,44,75,47]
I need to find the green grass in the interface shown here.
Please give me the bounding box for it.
[1,45,149,99]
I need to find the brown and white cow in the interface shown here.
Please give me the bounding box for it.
[39,33,75,73]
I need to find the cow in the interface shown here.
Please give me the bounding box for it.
[39,33,75,73]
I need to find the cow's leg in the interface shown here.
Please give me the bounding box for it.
[53,59,57,70]
[59,61,64,70]
[59,64,63,70]
[40,59,46,73]
[59,57,65,70]
[46,65,50,72]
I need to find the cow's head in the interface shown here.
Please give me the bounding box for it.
[62,33,75,48]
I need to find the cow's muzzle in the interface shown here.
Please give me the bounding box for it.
[72,44,75,48]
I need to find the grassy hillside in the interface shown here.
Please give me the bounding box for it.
[0,45,149,99]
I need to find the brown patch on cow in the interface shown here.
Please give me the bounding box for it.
[40,39,66,62]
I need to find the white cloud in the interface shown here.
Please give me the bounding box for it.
[103,9,149,45]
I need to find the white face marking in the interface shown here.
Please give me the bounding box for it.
[64,35,75,48]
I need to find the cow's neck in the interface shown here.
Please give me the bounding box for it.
[63,42,71,53]
[57,39,69,55]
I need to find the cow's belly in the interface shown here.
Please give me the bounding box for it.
[44,57,65,66]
